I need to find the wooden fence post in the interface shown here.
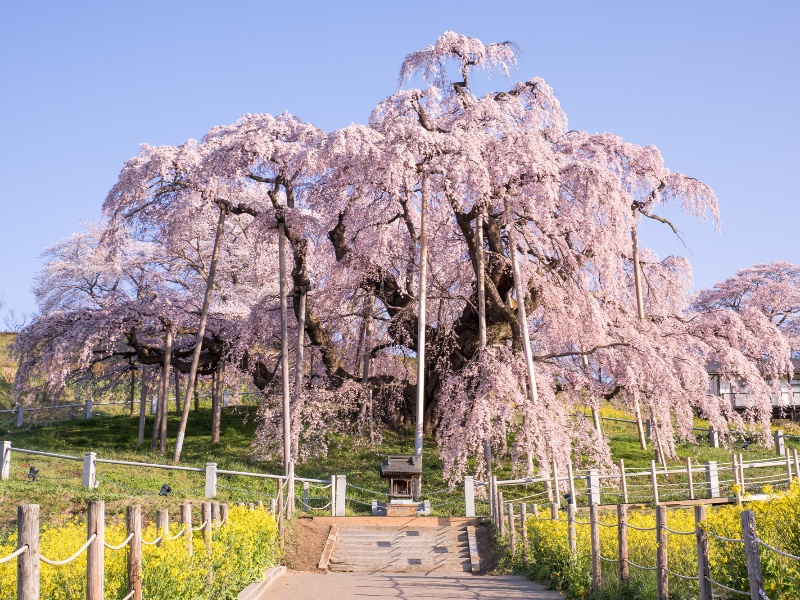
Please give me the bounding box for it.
[709,425,719,448]
[785,447,793,483]
[205,462,217,498]
[336,475,347,517]
[567,462,576,506]
[552,460,561,505]
[221,503,229,524]
[741,510,765,600]
[464,476,475,518]
[774,430,785,456]
[732,454,742,504]
[617,504,629,586]
[17,504,40,600]
[793,449,799,482]
[249,502,255,512]
[201,502,212,554]
[84,398,93,419]
[498,492,505,535]
[1,441,10,481]
[82,452,96,489]
[277,480,285,540]
[211,501,220,528]
[302,481,310,513]
[655,505,668,600]
[738,453,746,497]
[127,505,142,600]
[14,405,24,427]
[587,469,600,505]
[567,503,577,557]
[589,503,602,593]
[155,509,168,547]
[650,460,659,505]
[619,459,628,504]
[695,505,711,600]
[686,457,694,500]
[86,500,105,600]
[180,502,192,557]
[550,502,558,520]
[507,503,516,555]
[270,499,277,513]
[520,503,529,567]
[705,461,719,498]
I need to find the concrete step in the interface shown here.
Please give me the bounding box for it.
[329,562,472,573]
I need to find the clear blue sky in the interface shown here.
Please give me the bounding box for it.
[1,1,797,325]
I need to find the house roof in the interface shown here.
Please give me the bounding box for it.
[706,357,800,376]
[380,455,422,477]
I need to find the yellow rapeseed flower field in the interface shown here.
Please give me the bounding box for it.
[0,505,279,600]
[523,480,800,599]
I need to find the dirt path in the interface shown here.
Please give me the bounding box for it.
[264,572,564,599]
[281,517,331,571]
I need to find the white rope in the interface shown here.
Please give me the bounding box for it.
[598,554,619,563]
[121,591,135,600]
[40,534,97,565]
[140,534,163,546]
[626,558,657,571]
[706,531,744,544]
[665,566,699,581]
[754,537,800,561]
[597,521,618,528]
[705,576,751,596]
[192,520,208,532]
[625,523,657,532]
[168,526,188,541]
[0,545,27,564]
[662,525,695,536]
[104,533,134,550]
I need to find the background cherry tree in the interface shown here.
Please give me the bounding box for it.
[12,33,794,479]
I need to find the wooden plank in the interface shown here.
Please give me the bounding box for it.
[741,511,764,600]
[656,506,668,600]
[318,524,340,571]
[467,525,481,573]
[589,504,601,593]
[617,504,629,586]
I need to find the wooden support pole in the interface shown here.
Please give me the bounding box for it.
[655,505,668,600]
[733,454,742,504]
[249,502,255,512]
[277,479,285,541]
[589,503,602,593]
[695,505,711,600]
[550,502,558,520]
[520,503,529,567]
[155,509,168,547]
[620,459,628,504]
[785,447,793,483]
[17,504,40,600]
[617,504,629,586]
[201,502,212,554]
[211,501,220,528]
[180,502,192,557]
[127,505,142,600]
[650,460,659,505]
[86,500,105,600]
[740,510,765,600]
[567,461,576,506]
[793,449,799,483]
[498,492,505,535]
[738,452,746,496]
[686,457,694,500]
[567,503,577,558]
[507,503,516,555]
[552,460,561,505]
[221,503,229,524]
[302,481,310,513]
[1,440,10,481]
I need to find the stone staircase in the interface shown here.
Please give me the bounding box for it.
[326,524,476,573]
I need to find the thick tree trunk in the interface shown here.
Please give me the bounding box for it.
[211,362,224,444]
[505,196,539,475]
[361,294,374,444]
[414,176,429,458]
[173,208,226,462]
[291,289,306,459]
[129,365,136,417]
[137,366,148,445]
[210,370,218,442]
[174,368,181,414]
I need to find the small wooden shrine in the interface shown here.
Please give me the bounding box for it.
[374,455,428,516]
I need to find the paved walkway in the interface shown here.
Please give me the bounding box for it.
[264,571,564,599]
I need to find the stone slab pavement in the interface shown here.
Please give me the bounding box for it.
[262,571,565,599]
